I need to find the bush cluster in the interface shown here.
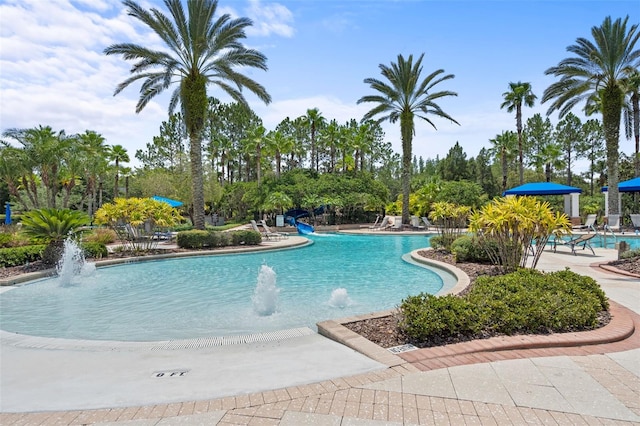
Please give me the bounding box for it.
[83,228,117,245]
[450,235,495,263]
[80,242,108,259]
[620,248,640,260]
[0,245,46,267]
[399,269,608,344]
[177,230,261,249]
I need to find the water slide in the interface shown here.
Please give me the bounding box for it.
[284,208,315,235]
[295,221,315,235]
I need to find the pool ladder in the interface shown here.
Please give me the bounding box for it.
[598,226,617,249]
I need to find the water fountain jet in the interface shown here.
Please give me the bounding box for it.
[252,264,280,316]
[56,237,95,286]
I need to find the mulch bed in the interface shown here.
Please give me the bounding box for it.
[343,249,622,349]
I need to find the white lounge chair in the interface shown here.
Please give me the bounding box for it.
[390,216,404,231]
[367,215,381,229]
[250,220,281,241]
[421,217,435,230]
[371,216,392,231]
[573,214,597,232]
[604,214,621,232]
[410,216,425,230]
[630,214,640,230]
[259,220,288,239]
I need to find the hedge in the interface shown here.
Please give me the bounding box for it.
[177,230,261,249]
[0,245,46,267]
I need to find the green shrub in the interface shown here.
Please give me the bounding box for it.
[450,235,494,263]
[176,230,261,249]
[209,231,232,247]
[620,248,640,260]
[400,268,607,343]
[429,235,445,249]
[177,230,210,249]
[83,227,117,245]
[0,245,46,267]
[399,293,481,342]
[80,242,108,259]
[231,230,262,245]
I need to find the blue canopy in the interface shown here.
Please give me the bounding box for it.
[503,182,582,196]
[619,177,640,192]
[4,202,11,225]
[151,195,183,207]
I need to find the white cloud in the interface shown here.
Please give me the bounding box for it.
[246,0,295,37]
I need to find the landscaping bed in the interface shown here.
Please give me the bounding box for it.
[344,249,615,349]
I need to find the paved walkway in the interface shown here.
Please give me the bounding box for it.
[1,237,639,425]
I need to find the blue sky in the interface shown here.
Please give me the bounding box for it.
[1,0,638,169]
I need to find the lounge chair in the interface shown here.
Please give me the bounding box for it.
[630,214,640,230]
[250,220,281,241]
[366,215,381,229]
[553,233,596,256]
[259,220,288,239]
[604,214,621,232]
[371,216,392,231]
[573,214,597,232]
[421,217,435,230]
[410,216,425,230]
[390,216,404,231]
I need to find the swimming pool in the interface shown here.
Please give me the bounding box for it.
[0,234,446,341]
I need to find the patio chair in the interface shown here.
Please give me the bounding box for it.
[604,214,621,232]
[390,216,404,231]
[371,216,392,231]
[250,220,279,241]
[366,215,381,229]
[259,220,288,239]
[410,216,425,230]
[572,214,597,232]
[630,214,640,230]
[421,217,435,230]
[553,233,596,256]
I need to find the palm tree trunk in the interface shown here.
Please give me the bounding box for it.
[602,86,623,216]
[516,105,524,185]
[502,150,508,193]
[400,112,413,225]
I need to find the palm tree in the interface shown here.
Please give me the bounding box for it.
[542,16,640,216]
[304,108,326,172]
[104,0,271,229]
[358,53,458,224]
[501,81,537,185]
[489,131,518,193]
[624,69,640,178]
[109,144,130,199]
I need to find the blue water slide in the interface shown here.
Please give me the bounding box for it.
[295,221,315,235]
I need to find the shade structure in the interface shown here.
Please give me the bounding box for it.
[503,182,582,196]
[619,177,640,192]
[151,195,183,208]
[4,202,11,225]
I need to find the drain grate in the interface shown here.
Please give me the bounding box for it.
[388,344,418,354]
[150,327,315,350]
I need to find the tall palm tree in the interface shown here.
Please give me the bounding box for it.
[304,108,326,172]
[358,53,458,224]
[109,144,130,199]
[489,131,518,194]
[501,81,537,185]
[542,16,640,216]
[104,0,271,229]
[624,69,640,178]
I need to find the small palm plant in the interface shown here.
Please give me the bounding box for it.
[20,208,89,266]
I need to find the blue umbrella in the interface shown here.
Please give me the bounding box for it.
[4,202,11,225]
[151,195,183,208]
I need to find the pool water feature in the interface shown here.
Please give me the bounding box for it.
[0,234,446,341]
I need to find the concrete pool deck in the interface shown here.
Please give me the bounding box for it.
[1,233,639,424]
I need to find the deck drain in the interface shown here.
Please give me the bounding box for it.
[388,344,418,354]
[153,369,189,378]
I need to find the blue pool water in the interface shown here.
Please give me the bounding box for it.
[0,234,444,341]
